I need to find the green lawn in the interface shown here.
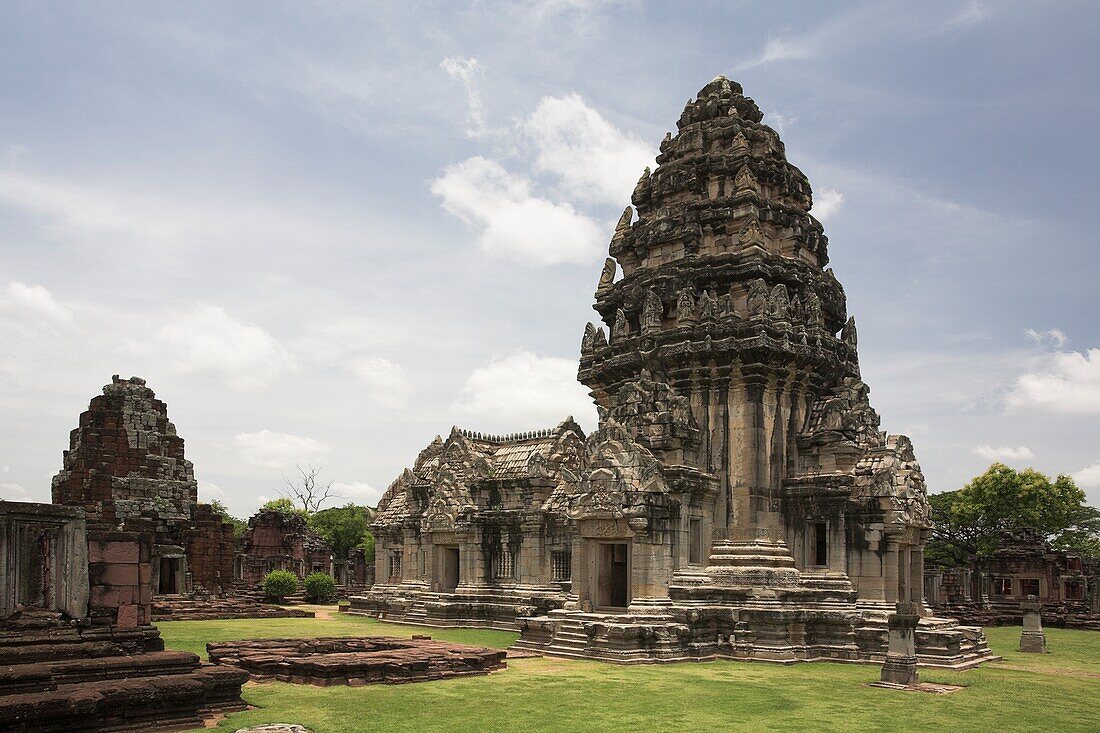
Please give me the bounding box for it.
[159,613,1100,733]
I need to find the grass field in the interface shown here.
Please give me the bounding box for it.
[159,611,1100,733]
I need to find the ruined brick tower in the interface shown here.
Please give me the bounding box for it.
[53,375,234,595]
[53,376,198,525]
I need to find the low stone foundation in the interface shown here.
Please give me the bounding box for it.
[152,595,315,621]
[0,612,247,733]
[207,636,507,686]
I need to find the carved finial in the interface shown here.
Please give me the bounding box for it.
[597,257,617,292]
[731,131,750,156]
[642,290,663,335]
[616,207,633,232]
[739,216,766,251]
[735,165,760,195]
[842,316,858,349]
[613,308,629,342]
[676,288,697,326]
[594,326,608,349]
[582,322,597,354]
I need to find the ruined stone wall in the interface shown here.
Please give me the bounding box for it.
[185,504,235,595]
[87,526,154,627]
[52,376,196,526]
[237,508,333,585]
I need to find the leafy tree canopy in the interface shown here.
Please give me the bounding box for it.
[308,503,374,560]
[261,497,307,518]
[927,463,1100,566]
[204,499,248,541]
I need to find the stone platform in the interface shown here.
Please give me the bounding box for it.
[207,636,507,686]
[152,595,315,621]
[0,613,247,732]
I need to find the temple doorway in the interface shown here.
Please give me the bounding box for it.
[159,557,179,594]
[597,543,629,609]
[441,547,460,592]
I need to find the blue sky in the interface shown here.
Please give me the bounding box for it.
[2,1,1099,517]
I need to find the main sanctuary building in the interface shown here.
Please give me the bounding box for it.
[350,78,994,667]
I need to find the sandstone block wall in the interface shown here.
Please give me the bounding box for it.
[87,527,153,627]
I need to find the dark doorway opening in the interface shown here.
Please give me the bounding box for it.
[442,547,460,592]
[597,543,629,609]
[159,557,179,594]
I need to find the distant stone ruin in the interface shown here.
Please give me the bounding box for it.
[52,375,235,597]
[351,77,998,669]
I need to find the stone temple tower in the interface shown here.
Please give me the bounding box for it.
[359,77,994,666]
[580,76,928,606]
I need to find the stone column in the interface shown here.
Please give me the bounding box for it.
[1019,595,1047,653]
[877,601,920,687]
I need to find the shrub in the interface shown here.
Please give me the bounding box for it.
[304,572,336,603]
[263,570,298,602]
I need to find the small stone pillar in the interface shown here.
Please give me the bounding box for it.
[1019,595,1047,653]
[879,601,920,687]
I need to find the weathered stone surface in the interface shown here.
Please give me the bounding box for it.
[208,636,506,686]
[52,376,235,598]
[351,77,995,669]
[0,499,247,732]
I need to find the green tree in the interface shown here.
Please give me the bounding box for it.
[359,531,376,565]
[262,497,307,518]
[205,499,248,541]
[927,463,1100,566]
[309,503,372,560]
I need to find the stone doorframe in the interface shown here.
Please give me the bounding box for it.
[573,518,634,613]
[151,545,188,596]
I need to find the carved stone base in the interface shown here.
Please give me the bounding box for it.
[1019,630,1047,653]
[879,654,919,686]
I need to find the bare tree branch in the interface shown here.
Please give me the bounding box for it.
[280,463,340,514]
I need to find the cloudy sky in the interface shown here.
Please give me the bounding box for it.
[2,1,1099,517]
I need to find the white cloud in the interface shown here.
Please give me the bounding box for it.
[234,430,332,469]
[812,188,845,221]
[441,56,487,138]
[1,281,74,326]
[945,1,991,30]
[1072,462,1100,489]
[1025,328,1068,348]
[766,111,798,136]
[430,156,604,264]
[0,281,77,377]
[0,482,28,498]
[198,480,226,499]
[523,94,654,205]
[451,350,596,430]
[973,445,1034,463]
[137,305,294,392]
[1007,348,1100,414]
[347,357,413,409]
[331,481,382,505]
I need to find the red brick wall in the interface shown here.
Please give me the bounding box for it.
[185,504,235,595]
